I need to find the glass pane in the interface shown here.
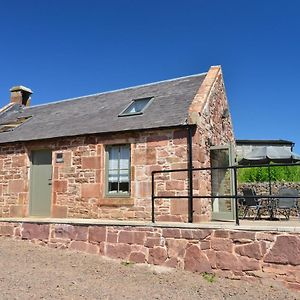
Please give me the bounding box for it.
[119,182,129,193]
[211,148,232,214]
[119,169,129,182]
[120,146,130,169]
[108,170,118,182]
[108,182,118,193]
[124,98,151,114]
[108,147,118,169]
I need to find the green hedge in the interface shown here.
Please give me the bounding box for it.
[238,165,300,183]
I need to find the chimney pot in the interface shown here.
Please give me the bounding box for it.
[10,85,33,106]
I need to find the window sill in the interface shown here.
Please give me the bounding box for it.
[99,197,134,207]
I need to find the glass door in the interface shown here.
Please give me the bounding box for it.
[210,145,236,221]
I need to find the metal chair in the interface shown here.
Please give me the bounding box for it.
[274,188,299,220]
[241,188,263,219]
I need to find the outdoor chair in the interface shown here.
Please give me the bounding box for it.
[241,188,264,220]
[274,188,299,220]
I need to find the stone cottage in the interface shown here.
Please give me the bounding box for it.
[0,65,234,222]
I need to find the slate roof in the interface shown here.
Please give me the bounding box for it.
[0,73,207,144]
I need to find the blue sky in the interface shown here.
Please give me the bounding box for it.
[0,1,299,151]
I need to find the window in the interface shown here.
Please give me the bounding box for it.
[106,145,130,196]
[0,116,32,133]
[119,97,153,116]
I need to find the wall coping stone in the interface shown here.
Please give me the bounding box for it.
[0,218,299,232]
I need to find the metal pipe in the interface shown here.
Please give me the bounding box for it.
[187,126,193,223]
[151,172,155,223]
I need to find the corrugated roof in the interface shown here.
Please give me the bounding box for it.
[0,73,206,144]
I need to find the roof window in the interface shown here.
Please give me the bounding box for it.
[119,97,153,117]
[0,116,32,133]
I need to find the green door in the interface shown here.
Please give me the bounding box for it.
[210,145,236,221]
[30,150,52,216]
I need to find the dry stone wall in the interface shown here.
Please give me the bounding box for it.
[0,221,299,290]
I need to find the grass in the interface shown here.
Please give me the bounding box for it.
[202,272,216,283]
[121,261,135,267]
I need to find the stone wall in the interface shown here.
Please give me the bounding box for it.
[0,129,192,221]
[0,221,299,290]
[239,182,300,196]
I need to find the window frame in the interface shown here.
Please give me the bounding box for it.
[105,144,131,198]
[118,97,153,117]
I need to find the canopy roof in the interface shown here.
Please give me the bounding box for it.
[239,146,300,165]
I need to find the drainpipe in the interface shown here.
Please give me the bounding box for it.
[187,125,194,223]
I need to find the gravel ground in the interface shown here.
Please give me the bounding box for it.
[0,237,298,300]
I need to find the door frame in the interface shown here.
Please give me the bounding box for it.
[29,149,53,217]
[210,143,236,221]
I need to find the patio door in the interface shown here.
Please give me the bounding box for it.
[210,145,236,221]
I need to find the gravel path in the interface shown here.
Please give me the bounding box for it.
[0,237,298,300]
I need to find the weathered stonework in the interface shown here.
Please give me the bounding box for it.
[0,222,299,290]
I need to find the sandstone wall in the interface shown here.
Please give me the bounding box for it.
[0,129,192,221]
[0,221,299,290]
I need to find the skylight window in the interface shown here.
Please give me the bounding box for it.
[0,116,32,133]
[119,97,153,117]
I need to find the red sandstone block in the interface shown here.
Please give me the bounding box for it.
[145,148,156,165]
[213,230,229,238]
[52,205,68,218]
[88,226,106,243]
[9,205,24,217]
[215,251,242,271]
[53,180,68,193]
[145,237,162,248]
[211,238,233,252]
[134,149,146,165]
[81,183,101,198]
[239,256,260,271]
[256,232,275,242]
[170,199,188,215]
[22,224,50,240]
[106,243,131,260]
[200,241,211,250]
[156,215,183,222]
[263,235,300,266]
[12,156,26,167]
[235,242,263,260]
[146,136,168,147]
[166,238,188,258]
[107,232,118,243]
[54,224,88,241]
[170,171,187,181]
[69,241,88,252]
[164,257,178,268]
[148,246,167,265]
[118,231,146,245]
[166,180,185,191]
[230,231,256,241]
[0,225,14,236]
[162,228,181,239]
[8,180,25,193]
[129,252,146,263]
[135,181,151,198]
[183,244,212,273]
[82,156,101,169]
[181,229,211,240]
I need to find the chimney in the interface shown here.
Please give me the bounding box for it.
[10,86,33,106]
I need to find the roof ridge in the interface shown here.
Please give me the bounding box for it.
[26,72,207,109]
